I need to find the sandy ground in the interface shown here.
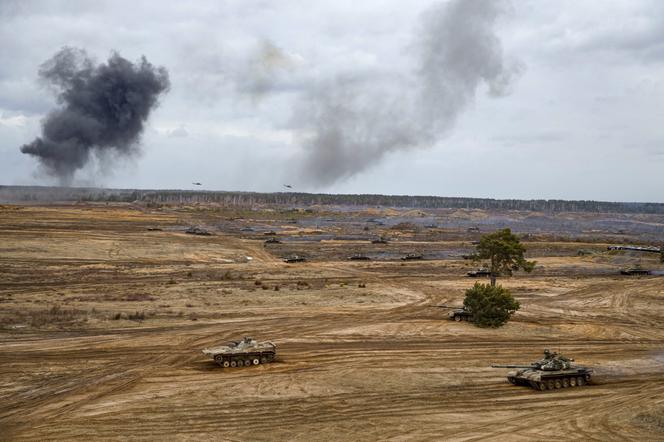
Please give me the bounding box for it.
[1,204,664,441]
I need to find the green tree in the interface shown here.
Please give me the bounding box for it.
[474,228,536,286]
[463,282,520,328]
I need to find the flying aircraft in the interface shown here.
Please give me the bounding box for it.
[283,184,292,189]
[192,182,202,186]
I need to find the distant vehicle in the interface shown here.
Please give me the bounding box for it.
[371,237,389,244]
[438,305,473,322]
[185,226,212,236]
[192,182,202,186]
[467,268,491,277]
[240,227,255,232]
[146,227,163,231]
[401,253,423,260]
[620,267,651,276]
[264,231,277,236]
[264,238,282,244]
[491,350,593,391]
[348,254,371,261]
[608,245,660,254]
[467,226,480,232]
[202,337,277,368]
[284,255,306,263]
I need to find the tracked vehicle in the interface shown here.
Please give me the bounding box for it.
[437,305,473,321]
[284,255,306,263]
[401,253,423,260]
[467,268,491,277]
[492,350,593,391]
[620,267,651,275]
[203,337,277,368]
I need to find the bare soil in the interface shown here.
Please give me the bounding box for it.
[1,204,663,440]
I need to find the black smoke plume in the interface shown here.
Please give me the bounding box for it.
[20,47,170,183]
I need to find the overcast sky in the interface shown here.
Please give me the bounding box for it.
[1,0,663,202]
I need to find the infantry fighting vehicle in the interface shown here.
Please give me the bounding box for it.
[349,254,371,261]
[371,236,389,244]
[492,350,593,391]
[467,268,491,277]
[401,253,423,260]
[284,255,306,263]
[438,305,473,322]
[203,337,277,368]
[264,238,282,244]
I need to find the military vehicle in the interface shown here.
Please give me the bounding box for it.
[467,268,491,277]
[492,350,593,391]
[185,226,212,236]
[264,231,277,236]
[203,336,277,368]
[401,253,423,260]
[438,305,473,322]
[348,254,371,261]
[620,267,651,275]
[264,238,282,244]
[284,255,306,263]
[371,236,389,244]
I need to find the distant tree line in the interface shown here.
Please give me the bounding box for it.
[2,185,664,215]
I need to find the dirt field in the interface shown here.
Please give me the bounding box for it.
[1,204,664,440]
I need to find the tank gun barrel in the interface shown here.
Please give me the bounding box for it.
[491,364,536,369]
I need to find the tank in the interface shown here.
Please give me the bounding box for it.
[348,254,371,261]
[467,268,491,277]
[202,336,277,368]
[284,255,306,263]
[185,226,212,236]
[492,350,593,391]
[438,305,473,321]
[620,267,651,275]
[264,238,282,244]
[401,253,423,260]
[371,236,389,244]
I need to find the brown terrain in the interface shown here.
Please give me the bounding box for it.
[1,203,663,440]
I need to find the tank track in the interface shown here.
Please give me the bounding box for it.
[507,373,592,391]
[213,352,276,368]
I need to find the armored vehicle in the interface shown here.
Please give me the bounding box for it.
[185,226,212,236]
[620,267,651,275]
[401,253,423,260]
[203,336,276,368]
[349,254,371,261]
[264,238,282,244]
[492,350,593,391]
[284,255,306,263]
[467,268,491,277]
[438,305,473,322]
[371,237,389,244]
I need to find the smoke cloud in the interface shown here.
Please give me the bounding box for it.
[20,47,170,184]
[294,0,522,186]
